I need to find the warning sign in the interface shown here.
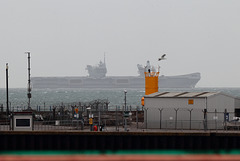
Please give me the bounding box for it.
[89,118,93,125]
[188,99,194,105]
[75,108,79,113]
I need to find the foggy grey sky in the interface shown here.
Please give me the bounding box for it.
[0,0,240,88]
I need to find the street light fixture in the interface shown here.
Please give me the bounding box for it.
[86,107,93,131]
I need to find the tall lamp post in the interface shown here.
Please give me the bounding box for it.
[124,90,127,131]
[87,107,93,131]
[6,63,9,116]
[25,52,32,110]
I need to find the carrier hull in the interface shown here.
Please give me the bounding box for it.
[31,73,200,89]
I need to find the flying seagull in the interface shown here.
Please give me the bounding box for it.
[158,54,166,61]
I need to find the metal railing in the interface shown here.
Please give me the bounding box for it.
[1,119,240,132]
[1,107,240,132]
[33,120,84,131]
[145,120,227,130]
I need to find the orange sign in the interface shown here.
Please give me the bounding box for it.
[141,97,144,106]
[188,99,194,105]
[89,118,93,125]
[75,108,79,113]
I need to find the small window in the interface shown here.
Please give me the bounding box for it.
[16,119,30,127]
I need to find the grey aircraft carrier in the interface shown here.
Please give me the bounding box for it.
[31,60,201,89]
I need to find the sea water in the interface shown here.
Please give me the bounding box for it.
[0,88,240,110]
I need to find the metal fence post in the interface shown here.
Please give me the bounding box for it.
[122,106,124,128]
[174,108,179,130]
[136,106,139,129]
[0,104,3,114]
[98,102,101,131]
[158,108,163,129]
[215,109,217,131]
[224,109,227,130]
[144,108,148,129]
[71,106,74,120]
[188,109,193,130]
[116,106,119,131]
[203,108,208,131]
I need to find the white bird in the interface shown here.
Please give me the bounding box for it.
[158,54,166,61]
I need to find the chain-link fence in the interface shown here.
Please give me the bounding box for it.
[0,104,144,132]
[0,105,240,132]
[143,107,235,131]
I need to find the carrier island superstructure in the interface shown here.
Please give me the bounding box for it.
[31,60,201,89]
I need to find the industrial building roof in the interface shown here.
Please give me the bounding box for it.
[146,91,227,98]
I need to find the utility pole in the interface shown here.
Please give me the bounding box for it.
[6,63,9,116]
[26,52,32,110]
[124,90,127,131]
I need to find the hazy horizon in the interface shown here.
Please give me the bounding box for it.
[1,0,240,88]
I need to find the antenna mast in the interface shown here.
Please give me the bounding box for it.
[6,63,9,115]
[26,52,32,110]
